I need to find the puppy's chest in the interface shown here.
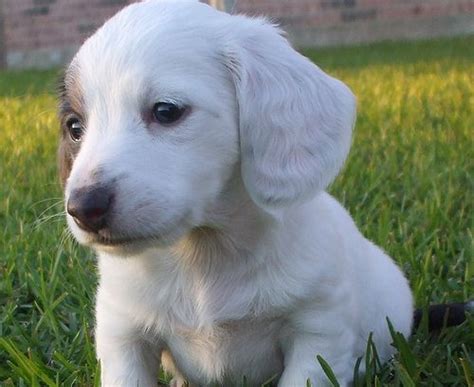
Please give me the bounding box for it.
[165,318,284,384]
[101,262,285,383]
[107,257,277,331]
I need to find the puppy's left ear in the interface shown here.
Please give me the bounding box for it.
[223,18,356,211]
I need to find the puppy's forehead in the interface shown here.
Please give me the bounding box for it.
[78,4,220,75]
[68,1,229,110]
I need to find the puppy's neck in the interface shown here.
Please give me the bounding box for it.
[172,172,272,269]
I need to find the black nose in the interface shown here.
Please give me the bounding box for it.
[67,186,114,233]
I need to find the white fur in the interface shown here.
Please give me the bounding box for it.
[63,1,413,386]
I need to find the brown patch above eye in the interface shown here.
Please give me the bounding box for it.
[57,66,84,187]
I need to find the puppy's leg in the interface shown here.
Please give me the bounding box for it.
[161,350,193,387]
[279,302,356,386]
[96,299,161,386]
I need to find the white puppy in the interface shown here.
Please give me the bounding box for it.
[58,1,413,385]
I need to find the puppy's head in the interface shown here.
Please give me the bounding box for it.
[59,0,356,256]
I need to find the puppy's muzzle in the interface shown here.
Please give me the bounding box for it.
[67,185,114,233]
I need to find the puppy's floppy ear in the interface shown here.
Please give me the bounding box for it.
[223,18,356,211]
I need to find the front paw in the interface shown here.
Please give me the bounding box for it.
[169,377,192,387]
[102,375,157,387]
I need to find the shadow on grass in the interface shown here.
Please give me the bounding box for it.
[0,68,63,97]
[302,35,474,69]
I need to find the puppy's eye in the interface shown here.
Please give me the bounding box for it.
[66,116,84,142]
[152,102,185,125]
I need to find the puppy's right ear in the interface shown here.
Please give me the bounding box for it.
[222,17,356,212]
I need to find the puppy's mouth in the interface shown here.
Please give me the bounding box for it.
[73,212,192,253]
[83,232,165,257]
[91,233,155,247]
[82,231,166,257]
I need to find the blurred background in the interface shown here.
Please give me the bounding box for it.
[0,1,473,386]
[1,0,473,69]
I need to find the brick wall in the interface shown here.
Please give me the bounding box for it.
[2,0,136,68]
[235,0,474,25]
[0,0,5,68]
[234,0,474,47]
[1,0,474,69]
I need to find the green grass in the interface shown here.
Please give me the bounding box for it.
[1,36,473,386]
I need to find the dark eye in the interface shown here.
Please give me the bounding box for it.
[66,116,84,142]
[152,102,185,125]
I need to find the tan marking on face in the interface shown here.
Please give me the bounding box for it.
[57,63,85,187]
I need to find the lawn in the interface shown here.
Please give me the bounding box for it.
[1,36,473,386]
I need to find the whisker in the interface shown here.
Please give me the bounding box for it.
[29,197,64,208]
[32,211,67,230]
[34,201,65,220]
